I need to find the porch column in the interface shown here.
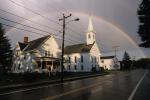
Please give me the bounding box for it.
[46,60,48,70]
[59,60,61,72]
[52,60,54,71]
[40,59,43,72]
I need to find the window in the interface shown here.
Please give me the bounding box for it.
[74,65,77,70]
[81,65,84,70]
[101,60,104,63]
[88,34,91,39]
[50,53,53,57]
[81,55,83,63]
[68,65,71,70]
[16,50,20,56]
[75,56,77,63]
[45,50,53,57]
[95,57,96,63]
[68,57,71,63]
[93,34,94,39]
[45,51,47,56]
[48,51,50,56]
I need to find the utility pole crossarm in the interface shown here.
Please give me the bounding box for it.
[59,14,72,21]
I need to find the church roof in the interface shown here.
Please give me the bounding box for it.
[64,42,95,54]
[100,56,115,59]
[24,35,50,51]
[18,42,28,51]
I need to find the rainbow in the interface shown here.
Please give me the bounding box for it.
[5,11,147,58]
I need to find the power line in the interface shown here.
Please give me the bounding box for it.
[0,8,60,32]
[8,0,85,38]
[8,0,62,26]
[5,0,95,45]
[21,0,62,18]
[2,23,47,36]
[0,8,84,41]
[0,9,85,43]
[0,16,54,35]
[1,22,82,44]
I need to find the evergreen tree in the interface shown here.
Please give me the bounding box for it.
[122,51,131,70]
[0,23,12,73]
[137,0,150,47]
[123,51,131,61]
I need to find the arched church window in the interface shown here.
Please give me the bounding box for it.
[81,55,83,63]
[88,34,91,39]
[75,56,77,63]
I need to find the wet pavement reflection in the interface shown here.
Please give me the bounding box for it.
[0,69,148,100]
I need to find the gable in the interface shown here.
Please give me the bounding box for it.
[90,42,101,56]
[41,36,60,51]
[35,36,61,57]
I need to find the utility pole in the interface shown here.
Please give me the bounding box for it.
[59,13,79,83]
[112,45,120,68]
[112,45,120,57]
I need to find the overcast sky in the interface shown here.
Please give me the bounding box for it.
[0,0,149,60]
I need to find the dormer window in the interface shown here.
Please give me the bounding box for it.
[45,50,52,57]
[48,51,50,56]
[45,51,47,56]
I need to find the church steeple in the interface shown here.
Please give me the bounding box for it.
[86,16,96,45]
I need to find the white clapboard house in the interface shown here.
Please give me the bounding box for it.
[12,35,61,73]
[100,56,120,70]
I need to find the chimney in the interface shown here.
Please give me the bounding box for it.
[24,36,28,44]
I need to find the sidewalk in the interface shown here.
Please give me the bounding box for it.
[0,73,107,94]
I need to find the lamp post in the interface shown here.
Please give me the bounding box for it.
[59,13,79,83]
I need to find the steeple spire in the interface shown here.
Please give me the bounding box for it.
[86,16,96,45]
[88,16,94,32]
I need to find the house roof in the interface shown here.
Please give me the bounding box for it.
[64,42,95,54]
[18,42,28,51]
[100,56,115,59]
[24,35,50,51]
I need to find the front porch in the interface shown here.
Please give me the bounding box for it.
[35,57,61,73]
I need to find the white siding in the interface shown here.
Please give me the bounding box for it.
[64,53,92,72]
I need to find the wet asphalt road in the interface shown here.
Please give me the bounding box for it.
[0,69,149,100]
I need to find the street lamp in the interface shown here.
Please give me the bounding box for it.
[66,18,80,25]
[59,13,79,83]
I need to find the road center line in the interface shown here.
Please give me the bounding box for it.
[128,70,148,100]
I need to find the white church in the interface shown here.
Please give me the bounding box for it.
[12,17,119,73]
[64,17,101,72]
